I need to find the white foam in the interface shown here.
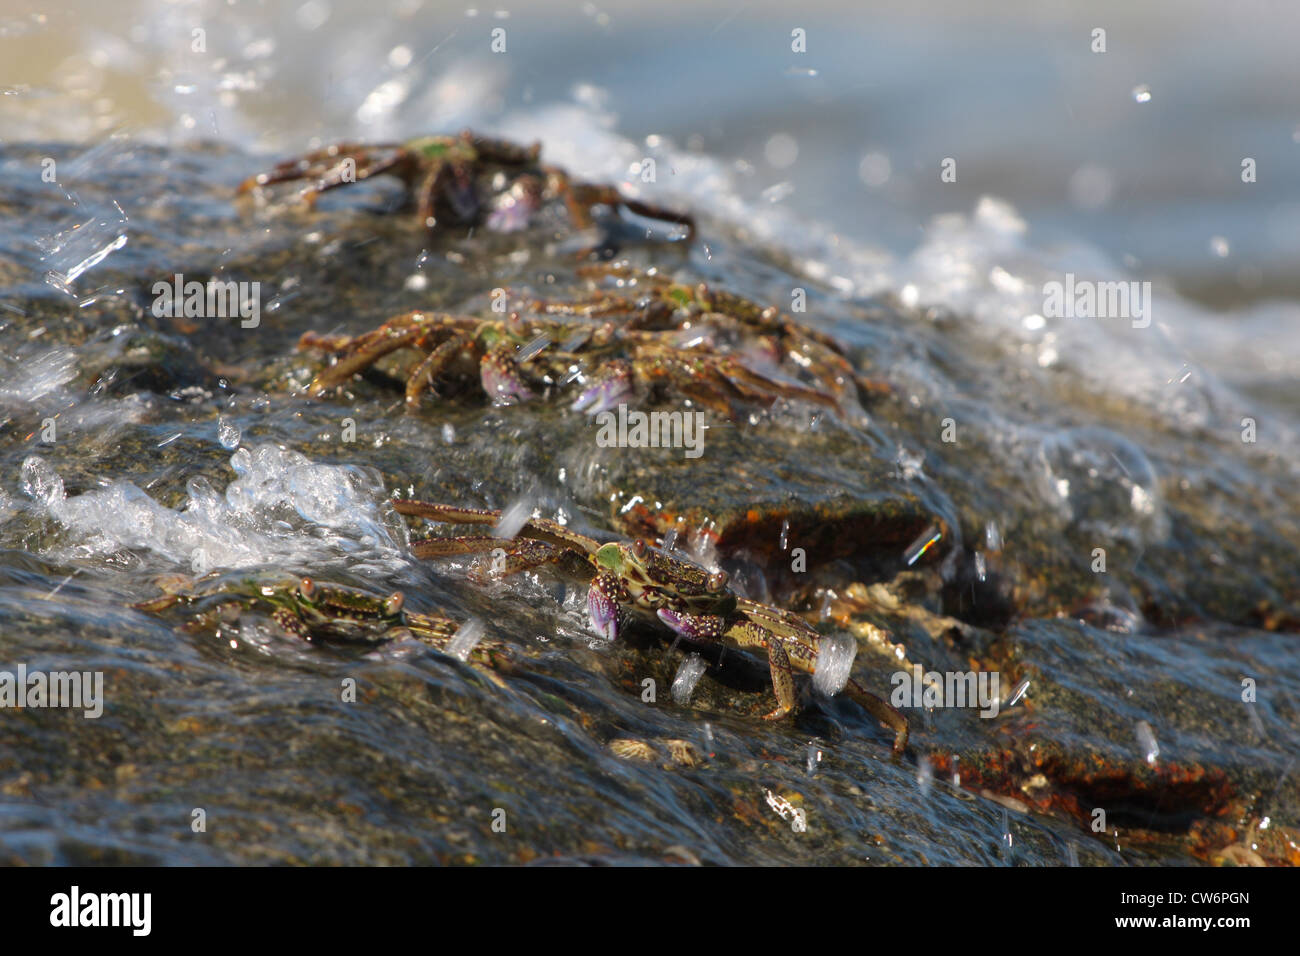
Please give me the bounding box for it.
[21,443,404,574]
[491,97,1298,469]
[0,348,79,404]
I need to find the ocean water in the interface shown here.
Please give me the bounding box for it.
[0,0,1296,865]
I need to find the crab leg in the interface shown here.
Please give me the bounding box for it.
[706,355,841,410]
[417,161,475,229]
[405,332,472,407]
[560,179,697,242]
[393,500,601,553]
[300,312,462,394]
[658,602,909,756]
[410,534,561,577]
[655,608,797,719]
[729,620,798,720]
[301,151,413,207]
[237,143,410,198]
[843,679,909,755]
[302,318,425,394]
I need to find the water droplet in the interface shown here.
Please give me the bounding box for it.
[895,446,924,481]
[761,181,795,204]
[1210,236,1230,258]
[20,455,65,508]
[1135,719,1159,765]
[985,520,1002,551]
[671,653,708,704]
[217,417,241,450]
[779,519,790,551]
[441,423,456,444]
[904,525,943,566]
[515,333,551,364]
[1007,678,1030,707]
[858,151,891,188]
[1247,705,1266,739]
[447,619,485,661]
[388,44,413,69]
[295,0,332,31]
[805,744,822,775]
[812,633,855,695]
[1069,164,1114,209]
[764,133,799,169]
[492,499,534,539]
[1131,84,1152,104]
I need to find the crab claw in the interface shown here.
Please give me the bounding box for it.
[587,583,619,641]
[486,178,542,233]
[480,348,535,405]
[486,198,532,234]
[571,361,633,414]
[656,607,697,636]
[658,607,726,641]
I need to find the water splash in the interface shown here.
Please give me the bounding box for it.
[492,498,535,539]
[812,632,855,696]
[1135,720,1160,765]
[670,653,708,704]
[217,417,241,450]
[447,618,486,662]
[22,443,403,574]
[805,743,822,776]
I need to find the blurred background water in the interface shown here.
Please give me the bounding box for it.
[5,0,1300,304]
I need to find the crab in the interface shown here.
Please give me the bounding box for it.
[237,130,695,243]
[392,499,909,755]
[133,572,510,672]
[298,265,883,419]
[534,264,890,412]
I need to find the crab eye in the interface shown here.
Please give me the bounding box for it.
[707,570,728,592]
[384,591,404,616]
[298,577,316,600]
[631,539,647,558]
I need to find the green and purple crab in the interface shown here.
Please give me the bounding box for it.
[133,572,511,674]
[298,264,885,419]
[393,499,909,755]
[238,129,695,242]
